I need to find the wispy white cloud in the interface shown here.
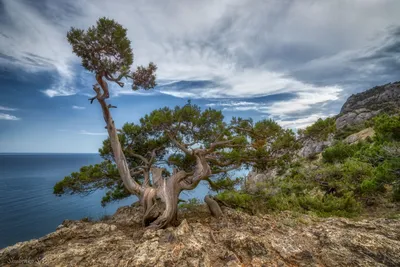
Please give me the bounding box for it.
[72,105,86,110]
[206,101,259,107]
[0,0,76,97]
[261,88,341,116]
[42,80,77,97]
[276,113,335,130]
[209,85,341,116]
[108,80,159,97]
[0,106,17,111]
[0,113,20,121]
[79,130,108,136]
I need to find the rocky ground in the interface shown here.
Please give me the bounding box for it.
[1,204,399,267]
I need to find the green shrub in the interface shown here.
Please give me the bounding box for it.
[373,114,400,141]
[322,142,364,163]
[393,186,400,202]
[216,190,255,210]
[208,177,242,193]
[299,117,336,141]
[179,198,202,210]
[263,190,360,217]
[360,179,378,194]
[342,159,374,184]
[354,143,387,166]
[298,193,360,217]
[334,124,366,140]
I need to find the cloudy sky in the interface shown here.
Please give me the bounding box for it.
[0,0,399,153]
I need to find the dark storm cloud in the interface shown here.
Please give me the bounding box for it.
[286,25,400,96]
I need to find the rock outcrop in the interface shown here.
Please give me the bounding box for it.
[344,127,375,144]
[336,82,400,130]
[298,133,335,158]
[245,169,277,193]
[1,205,400,267]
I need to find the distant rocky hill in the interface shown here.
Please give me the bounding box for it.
[298,81,400,158]
[336,82,400,130]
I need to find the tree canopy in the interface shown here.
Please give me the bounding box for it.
[54,103,298,206]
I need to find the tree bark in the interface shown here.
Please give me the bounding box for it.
[143,172,184,229]
[93,76,142,195]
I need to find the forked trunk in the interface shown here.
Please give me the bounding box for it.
[143,172,185,229]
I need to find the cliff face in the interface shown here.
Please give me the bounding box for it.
[336,82,400,130]
[298,81,400,158]
[1,205,400,267]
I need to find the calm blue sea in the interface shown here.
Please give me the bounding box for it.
[0,153,211,248]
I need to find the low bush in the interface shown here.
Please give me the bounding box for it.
[334,124,366,140]
[373,114,400,141]
[298,117,336,141]
[178,198,202,210]
[322,142,364,163]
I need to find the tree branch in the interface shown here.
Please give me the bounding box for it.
[207,140,234,154]
[130,153,149,165]
[185,152,211,185]
[96,72,110,100]
[166,132,192,155]
[150,167,164,188]
[130,169,144,176]
[105,72,125,87]
[211,165,241,174]
[92,77,143,195]
[143,170,151,187]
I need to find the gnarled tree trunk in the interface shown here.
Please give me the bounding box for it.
[93,76,222,229]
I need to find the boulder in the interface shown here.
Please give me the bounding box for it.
[245,170,275,193]
[299,133,335,158]
[344,127,375,144]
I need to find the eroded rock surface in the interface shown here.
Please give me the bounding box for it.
[344,127,375,144]
[245,170,276,193]
[1,205,400,267]
[299,133,335,158]
[336,82,400,130]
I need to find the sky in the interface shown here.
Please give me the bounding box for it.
[0,0,399,153]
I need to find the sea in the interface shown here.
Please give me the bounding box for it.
[0,153,212,248]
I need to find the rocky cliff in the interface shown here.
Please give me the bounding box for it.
[1,204,400,267]
[298,81,400,158]
[298,133,335,158]
[336,82,400,130]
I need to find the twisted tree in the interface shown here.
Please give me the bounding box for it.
[55,102,245,228]
[58,18,245,229]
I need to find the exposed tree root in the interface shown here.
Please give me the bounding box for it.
[204,195,223,218]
